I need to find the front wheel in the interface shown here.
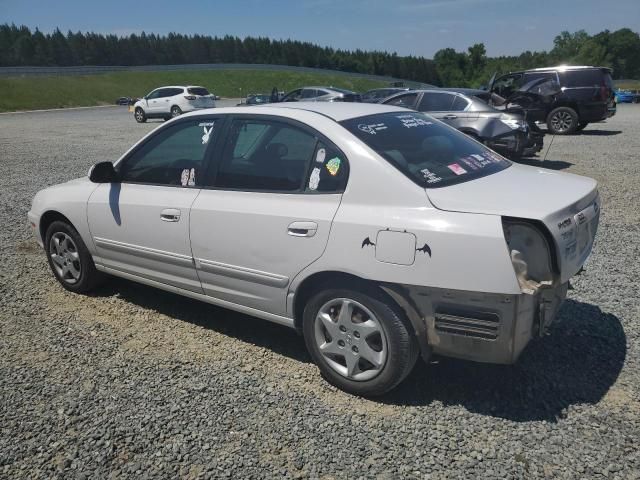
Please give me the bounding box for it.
[303,287,418,396]
[547,107,578,135]
[45,221,105,293]
[134,107,146,123]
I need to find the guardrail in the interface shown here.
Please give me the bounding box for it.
[0,63,404,83]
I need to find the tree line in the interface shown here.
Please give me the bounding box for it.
[1,24,638,87]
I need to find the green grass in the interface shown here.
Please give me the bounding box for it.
[0,69,388,112]
[614,80,640,90]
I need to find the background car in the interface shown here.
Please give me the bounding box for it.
[488,66,615,134]
[237,93,273,106]
[360,88,410,103]
[132,85,216,123]
[280,86,361,103]
[382,89,543,158]
[115,96,133,106]
[614,89,636,103]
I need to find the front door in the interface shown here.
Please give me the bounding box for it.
[88,117,220,292]
[190,116,348,316]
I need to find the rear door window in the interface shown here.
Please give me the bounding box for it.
[341,112,510,188]
[302,89,318,99]
[450,95,470,111]
[523,72,556,84]
[214,118,318,191]
[384,93,418,109]
[418,92,455,111]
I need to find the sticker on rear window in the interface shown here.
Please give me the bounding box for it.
[420,168,442,184]
[181,169,190,186]
[396,114,433,129]
[309,167,321,190]
[460,157,478,170]
[316,148,326,163]
[326,157,341,176]
[447,163,467,175]
[358,123,387,135]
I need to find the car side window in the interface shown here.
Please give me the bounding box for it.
[147,90,161,99]
[418,92,455,111]
[492,74,523,97]
[306,142,348,193]
[450,95,470,111]
[283,89,302,102]
[302,89,317,99]
[385,93,418,108]
[118,119,216,186]
[214,119,317,192]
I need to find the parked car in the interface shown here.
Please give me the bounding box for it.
[115,97,133,106]
[361,88,410,103]
[382,89,543,158]
[280,86,361,103]
[29,103,600,396]
[132,86,216,123]
[488,66,615,134]
[237,94,273,106]
[614,89,637,103]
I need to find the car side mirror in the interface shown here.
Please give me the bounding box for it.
[89,161,119,183]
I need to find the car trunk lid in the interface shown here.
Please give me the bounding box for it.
[426,164,600,283]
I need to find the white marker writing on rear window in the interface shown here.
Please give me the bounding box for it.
[397,115,433,128]
[358,123,387,135]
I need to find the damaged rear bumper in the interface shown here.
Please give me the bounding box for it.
[383,281,568,365]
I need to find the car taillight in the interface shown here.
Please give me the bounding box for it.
[184,95,197,100]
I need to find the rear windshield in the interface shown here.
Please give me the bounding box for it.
[188,87,210,96]
[341,112,511,188]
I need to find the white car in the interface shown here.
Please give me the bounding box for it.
[28,103,600,396]
[133,85,216,123]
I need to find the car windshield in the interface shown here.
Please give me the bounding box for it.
[188,87,210,96]
[341,112,511,188]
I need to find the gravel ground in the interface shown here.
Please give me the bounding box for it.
[1,104,639,479]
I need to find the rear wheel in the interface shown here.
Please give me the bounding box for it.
[303,287,418,396]
[547,107,578,135]
[170,105,182,118]
[576,122,589,131]
[45,221,105,293]
[134,107,146,123]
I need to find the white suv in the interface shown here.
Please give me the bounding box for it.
[133,85,215,123]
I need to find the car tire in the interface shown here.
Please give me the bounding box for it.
[170,106,182,118]
[547,107,578,135]
[302,286,419,396]
[45,220,105,294]
[134,107,147,123]
[576,122,589,131]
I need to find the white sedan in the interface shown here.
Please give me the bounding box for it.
[28,103,600,396]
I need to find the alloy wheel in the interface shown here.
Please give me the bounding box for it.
[313,298,388,381]
[550,111,573,133]
[49,232,81,285]
[135,109,144,122]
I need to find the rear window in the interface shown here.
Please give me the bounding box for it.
[188,87,210,96]
[341,112,510,188]
[560,69,606,88]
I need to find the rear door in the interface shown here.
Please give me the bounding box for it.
[417,92,460,126]
[190,115,347,316]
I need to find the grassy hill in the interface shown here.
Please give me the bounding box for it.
[0,69,388,112]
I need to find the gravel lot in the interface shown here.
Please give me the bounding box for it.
[1,104,639,479]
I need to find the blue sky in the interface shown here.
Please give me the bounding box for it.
[1,0,638,57]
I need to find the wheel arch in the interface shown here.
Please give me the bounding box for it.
[39,210,75,243]
[291,270,431,361]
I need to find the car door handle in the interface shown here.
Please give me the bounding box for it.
[443,114,458,120]
[288,221,318,237]
[160,208,181,222]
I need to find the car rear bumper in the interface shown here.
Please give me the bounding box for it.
[383,281,569,365]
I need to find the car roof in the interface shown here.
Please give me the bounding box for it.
[153,85,204,89]
[519,66,612,73]
[181,102,408,122]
